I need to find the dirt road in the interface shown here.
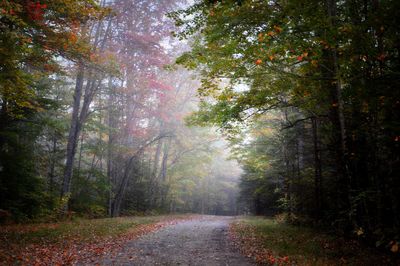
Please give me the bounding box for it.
[100,215,254,266]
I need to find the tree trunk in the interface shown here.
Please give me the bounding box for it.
[325,0,353,228]
[61,67,102,212]
[159,138,171,182]
[159,138,172,207]
[153,137,163,178]
[76,132,85,178]
[61,64,85,203]
[325,0,347,163]
[312,117,323,219]
[107,77,116,217]
[111,155,136,217]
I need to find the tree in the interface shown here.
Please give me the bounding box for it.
[0,0,108,220]
[172,0,400,245]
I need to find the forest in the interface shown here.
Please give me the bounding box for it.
[0,0,242,221]
[173,0,400,248]
[1,0,400,264]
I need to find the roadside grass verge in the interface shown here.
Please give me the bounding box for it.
[0,214,192,265]
[2,216,165,244]
[230,216,399,265]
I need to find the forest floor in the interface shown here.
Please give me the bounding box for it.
[230,216,400,265]
[2,215,399,265]
[0,214,195,265]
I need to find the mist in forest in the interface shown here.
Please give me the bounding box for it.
[0,0,243,220]
[2,0,400,263]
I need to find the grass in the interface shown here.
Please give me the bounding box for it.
[243,217,335,259]
[1,215,187,246]
[0,214,193,264]
[232,216,398,265]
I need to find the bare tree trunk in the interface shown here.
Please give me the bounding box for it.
[325,0,354,227]
[312,117,323,219]
[61,64,84,202]
[283,139,292,218]
[60,13,113,211]
[111,155,136,217]
[149,137,163,208]
[76,132,85,178]
[107,77,116,217]
[110,135,168,216]
[48,133,57,193]
[159,138,171,182]
[153,137,163,178]
[61,73,101,209]
[62,70,103,207]
[159,138,172,207]
[325,0,347,162]
[86,153,97,181]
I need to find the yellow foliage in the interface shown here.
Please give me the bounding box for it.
[311,60,318,67]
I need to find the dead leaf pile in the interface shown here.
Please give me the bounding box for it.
[229,221,290,266]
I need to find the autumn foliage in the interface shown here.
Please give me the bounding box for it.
[26,1,47,21]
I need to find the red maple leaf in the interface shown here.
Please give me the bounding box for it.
[26,1,47,21]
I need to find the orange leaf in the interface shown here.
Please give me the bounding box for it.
[267,31,275,37]
[273,25,282,33]
[311,60,318,66]
[391,242,398,253]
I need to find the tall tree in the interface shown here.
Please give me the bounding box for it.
[0,0,108,219]
[172,0,400,245]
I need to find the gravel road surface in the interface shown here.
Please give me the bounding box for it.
[102,215,254,266]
